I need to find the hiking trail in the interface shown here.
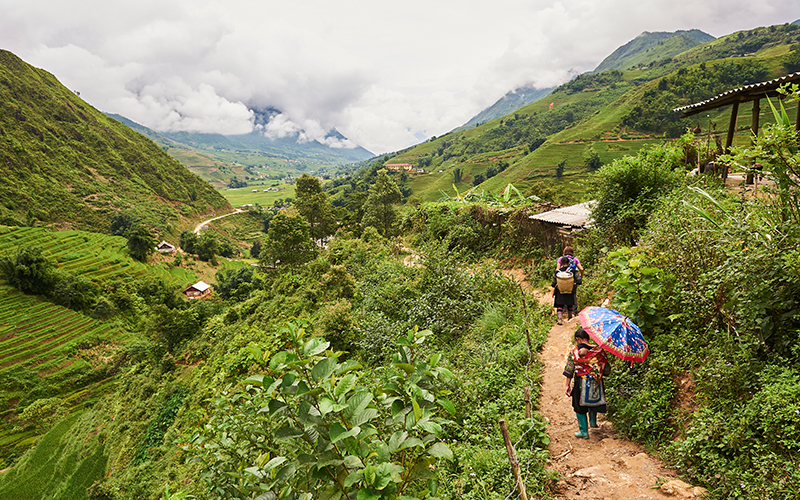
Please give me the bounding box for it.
[523,280,705,499]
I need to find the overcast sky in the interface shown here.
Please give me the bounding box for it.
[2,0,799,154]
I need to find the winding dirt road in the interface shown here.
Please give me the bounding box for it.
[193,208,242,234]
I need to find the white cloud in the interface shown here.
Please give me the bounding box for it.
[1,0,799,153]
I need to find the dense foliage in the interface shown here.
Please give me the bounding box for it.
[579,94,800,498]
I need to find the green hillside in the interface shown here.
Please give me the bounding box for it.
[0,50,230,234]
[594,29,715,72]
[384,23,800,203]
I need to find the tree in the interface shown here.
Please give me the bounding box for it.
[556,158,567,178]
[584,146,602,171]
[472,173,485,186]
[249,239,263,259]
[591,143,684,244]
[260,212,316,267]
[0,247,57,295]
[192,323,454,500]
[294,174,336,241]
[110,213,136,236]
[453,167,463,184]
[126,223,156,262]
[215,266,263,301]
[148,305,201,353]
[195,232,220,263]
[179,230,197,254]
[361,169,402,237]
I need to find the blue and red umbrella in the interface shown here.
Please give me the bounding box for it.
[578,306,649,363]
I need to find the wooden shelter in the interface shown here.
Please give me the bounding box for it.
[673,72,800,181]
[527,201,594,247]
[183,281,212,299]
[156,240,176,254]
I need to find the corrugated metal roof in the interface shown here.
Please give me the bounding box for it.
[673,72,800,117]
[186,281,211,292]
[528,201,594,227]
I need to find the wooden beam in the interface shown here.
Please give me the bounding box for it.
[747,99,760,184]
[723,101,739,180]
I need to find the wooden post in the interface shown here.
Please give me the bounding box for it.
[723,101,739,180]
[499,419,529,500]
[747,99,760,185]
[524,385,531,419]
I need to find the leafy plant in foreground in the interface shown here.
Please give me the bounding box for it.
[193,322,455,500]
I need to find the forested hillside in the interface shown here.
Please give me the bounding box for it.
[0,50,229,233]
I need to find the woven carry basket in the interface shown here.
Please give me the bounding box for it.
[556,270,574,294]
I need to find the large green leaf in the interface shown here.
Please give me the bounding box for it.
[319,397,347,416]
[274,425,304,442]
[311,357,338,381]
[329,423,361,443]
[335,373,358,399]
[303,337,330,357]
[344,469,365,488]
[268,399,287,416]
[427,442,453,460]
[357,488,380,500]
[263,456,287,471]
[436,397,456,416]
[352,408,379,426]
[244,374,264,386]
[398,436,424,450]
[345,390,373,420]
[388,431,408,453]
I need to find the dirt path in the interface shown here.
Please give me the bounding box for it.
[194,208,242,234]
[528,282,705,499]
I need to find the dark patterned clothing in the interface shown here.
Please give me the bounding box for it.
[564,343,610,414]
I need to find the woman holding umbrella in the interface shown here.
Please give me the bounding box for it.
[565,307,650,439]
[564,328,610,439]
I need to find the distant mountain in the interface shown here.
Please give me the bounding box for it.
[109,108,374,168]
[458,85,554,130]
[0,50,229,233]
[594,30,715,72]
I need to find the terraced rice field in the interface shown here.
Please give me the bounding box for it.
[0,226,190,285]
[0,225,206,381]
[0,285,122,374]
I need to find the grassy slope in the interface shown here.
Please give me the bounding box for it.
[399,24,800,203]
[0,50,230,234]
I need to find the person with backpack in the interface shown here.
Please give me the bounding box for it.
[555,246,583,276]
[552,256,577,325]
[564,328,610,439]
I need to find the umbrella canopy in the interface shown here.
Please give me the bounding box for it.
[578,306,649,363]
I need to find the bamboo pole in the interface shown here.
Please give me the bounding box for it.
[499,419,529,500]
[723,100,740,180]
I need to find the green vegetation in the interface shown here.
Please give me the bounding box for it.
[5,22,800,500]
[0,51,229,234]
[573,96,800,497]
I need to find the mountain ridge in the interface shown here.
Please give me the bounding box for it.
[0,50,229,234]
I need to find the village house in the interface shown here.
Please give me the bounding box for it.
[385,163,414,172]
[183,281,212,299]
[156,241,176,254]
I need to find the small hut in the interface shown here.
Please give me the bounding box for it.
[183,281,212,299]
[527,201,594,248]
[156,241,176,254]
